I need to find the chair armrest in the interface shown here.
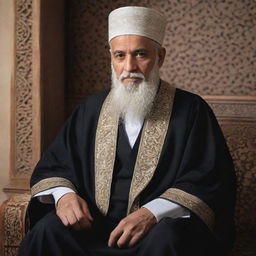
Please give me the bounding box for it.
[0,194,31,256]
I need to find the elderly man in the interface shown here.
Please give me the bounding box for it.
[18,6,236,256]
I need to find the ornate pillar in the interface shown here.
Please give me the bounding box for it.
[4,0,65,196]
[4,0,34,195]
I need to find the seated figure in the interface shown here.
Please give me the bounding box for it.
[18,6,236,256]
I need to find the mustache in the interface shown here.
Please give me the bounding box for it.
[119,72,145,81]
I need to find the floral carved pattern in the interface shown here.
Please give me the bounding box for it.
[3,194,30,256]
[13,0,33,176]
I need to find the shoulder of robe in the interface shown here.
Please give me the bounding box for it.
[69,89,110,118]
[174,88,212,113]
[174,88,205,104]
[82,89,110,109]
[59,89,110,131]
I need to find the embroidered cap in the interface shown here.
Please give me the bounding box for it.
[108,6,167,45]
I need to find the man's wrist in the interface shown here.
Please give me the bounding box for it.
[52,187,76,205]
[142,198,190,222]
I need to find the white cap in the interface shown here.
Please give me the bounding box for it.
[108,6,167,45]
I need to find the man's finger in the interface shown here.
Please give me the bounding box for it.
[77,215,92,229]
[66,210,79,225]
[71,199,93,229]
[128,235,140,248]
[68,210,85,230]
[70,196,93,223]
[81,203,93,222]
[57,213,69,226]
[56,193,94,231]
[117,231,132,248]
[108,227,123,247]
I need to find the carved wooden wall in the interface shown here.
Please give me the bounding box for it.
[6,0,34,194]
[4,0,65,196]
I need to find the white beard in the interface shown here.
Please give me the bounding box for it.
[110,59,160,122]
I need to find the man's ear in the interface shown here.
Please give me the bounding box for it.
[158,47,166,68]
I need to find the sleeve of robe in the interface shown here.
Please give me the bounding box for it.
[30,104,85,193]
[153,91,236,250]
[27,91,109,227]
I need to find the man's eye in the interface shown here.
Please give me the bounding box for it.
[136,51,147,58]
[114,53,125,59]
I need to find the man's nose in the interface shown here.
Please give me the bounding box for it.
[124,55,137,72]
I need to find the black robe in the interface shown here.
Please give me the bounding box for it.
[19,84,236,256]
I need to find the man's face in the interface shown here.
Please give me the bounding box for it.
[110,35,165,86]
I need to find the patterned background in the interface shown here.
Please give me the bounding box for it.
[65,0,256,113]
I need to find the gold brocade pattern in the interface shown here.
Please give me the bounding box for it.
[128,82,176,213]
[94,81,175,215]
[31,177,77,196]
[160,188,215,231]
[94,93,119,215]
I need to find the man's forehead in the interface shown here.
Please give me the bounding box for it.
[110,35,155,50]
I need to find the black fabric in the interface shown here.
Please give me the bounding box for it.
[18,211,220,256]
[22,87,236,255]
[107,123,141,222]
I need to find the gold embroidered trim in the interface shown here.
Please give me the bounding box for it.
[128,82,176,213]
[94,81,175,215]
[31,177,77,196]
[95,93,119,215]
[160,188,215,231]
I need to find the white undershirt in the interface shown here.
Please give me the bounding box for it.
[124,114,143,147]
[35,116,190,222]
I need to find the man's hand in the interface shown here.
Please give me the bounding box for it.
[56,192,93,230]
[108,208,156,248]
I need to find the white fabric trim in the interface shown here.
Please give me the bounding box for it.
[34,187,76,205]
[143,198,190,222]
[35,187,190,222]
